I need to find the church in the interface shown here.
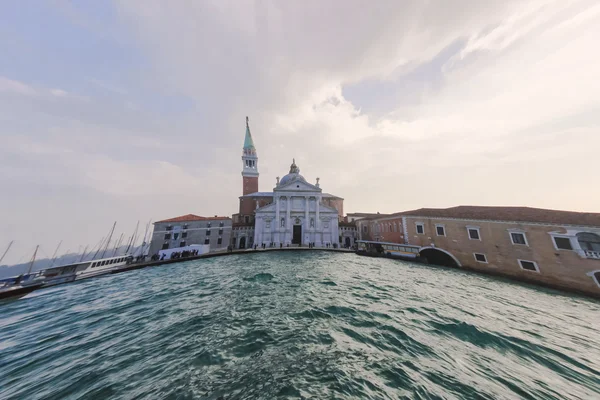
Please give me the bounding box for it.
[231,118,344,249]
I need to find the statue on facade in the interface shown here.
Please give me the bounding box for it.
[289,158,300,174]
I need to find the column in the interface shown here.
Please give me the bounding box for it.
[316,196,321,246]
[275,197,280,244]
[305,196,309,245]
[316,196,320,230]
[286,196,291,243]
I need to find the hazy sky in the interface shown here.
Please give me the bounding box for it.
[1,1,599,265]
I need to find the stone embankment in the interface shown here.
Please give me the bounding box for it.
[113,246,353,275]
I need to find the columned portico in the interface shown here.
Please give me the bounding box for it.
[253,160,339,247]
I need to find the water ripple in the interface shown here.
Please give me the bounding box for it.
[1,252,600,399]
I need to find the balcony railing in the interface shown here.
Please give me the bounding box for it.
[584,250,600,259]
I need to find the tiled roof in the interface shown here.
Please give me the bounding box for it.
[155,214,231,223]
[347,212,389,218]
[375,206,600,227]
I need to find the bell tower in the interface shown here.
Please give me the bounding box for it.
[242,116,259,195]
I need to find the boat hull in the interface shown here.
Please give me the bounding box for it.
[0,283,43,300]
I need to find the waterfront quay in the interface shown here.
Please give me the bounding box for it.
[116,246,353,275]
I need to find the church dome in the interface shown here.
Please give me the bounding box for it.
[279,159,306,186]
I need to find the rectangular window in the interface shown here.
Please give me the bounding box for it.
[553,237,573,250]
[363,226,367,233]
[206,230,211,236]
[180,241,186,247]
[164,233,171,240]
[166,225,173,231]
[219,229,223,235]
[416,223,424,234]
[220,222,224,227]
[474,253,487,263]
[207,222,212,228]
[519,259,539,272]
[217,237,222,245]
[436,225,445,236]
[162,243,169,250]
[510,232,528,245]
[245,216,250,223]
[204,238,210,245]
[181,232,187,239]
[468,228,480,240]
[183,224,188,229]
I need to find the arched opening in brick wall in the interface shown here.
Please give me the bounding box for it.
[419,247,461,268]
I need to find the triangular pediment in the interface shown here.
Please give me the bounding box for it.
[275,179,321,192]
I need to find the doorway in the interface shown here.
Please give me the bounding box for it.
[239,237,246,249]
[292,225,302,245]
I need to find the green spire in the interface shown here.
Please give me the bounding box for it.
[244,116,255,150]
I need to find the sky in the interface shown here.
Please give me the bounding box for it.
[1,0,599,265]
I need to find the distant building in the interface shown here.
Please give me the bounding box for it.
[231,118,344,248]
[148,214,231,256]
[339,220,358,248]
[355,213,401,242]
[358,206,600,296]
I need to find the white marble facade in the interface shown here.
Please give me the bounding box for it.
[254,161,339,246]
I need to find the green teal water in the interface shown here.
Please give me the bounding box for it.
[1,252,599,399]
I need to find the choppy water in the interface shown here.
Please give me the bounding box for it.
[1,252,599,399]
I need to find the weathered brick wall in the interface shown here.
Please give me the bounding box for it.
[404,216,600,295]
[242,176,258,196]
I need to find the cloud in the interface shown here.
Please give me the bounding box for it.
[1,0,599,265]
[0,76,38,96]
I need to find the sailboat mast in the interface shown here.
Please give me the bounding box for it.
[26,245,39,275]
[112,233,124,257]
[92,236,106,260]
[138,220,152,256]
[79,245,89,262]
[0,240,14,265]
[101,222,117,259]
[48,240,63,268]
[125,221,139,254]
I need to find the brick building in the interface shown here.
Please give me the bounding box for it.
[357,206,600,297]
[148,214,232,256]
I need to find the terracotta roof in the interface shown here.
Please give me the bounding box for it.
[382,206,600,227]
[347,212,389,218]
[155,214,231,223]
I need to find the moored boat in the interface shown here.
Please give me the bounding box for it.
[0,274,45,300]
[42,254,133,285]
[356,240,426,263]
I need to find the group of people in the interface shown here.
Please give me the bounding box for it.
[150,249,201,261]
[254,242,286,250]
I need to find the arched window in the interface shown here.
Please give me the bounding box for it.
[310,218,314,228]
[281,218,285,227]
[578,232,600,252]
